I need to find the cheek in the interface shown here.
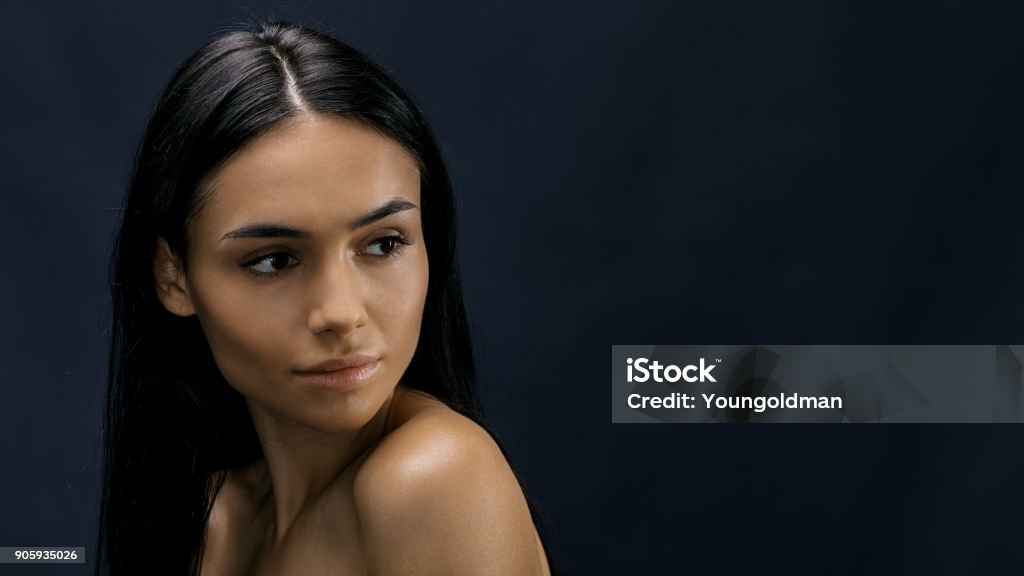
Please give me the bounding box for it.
[188,272,294,391]
[372,248,429,358]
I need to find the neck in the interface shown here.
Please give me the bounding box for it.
[245,386,401,542]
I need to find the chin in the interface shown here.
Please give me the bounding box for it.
[297,390,389,432]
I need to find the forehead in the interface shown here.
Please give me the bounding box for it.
[193,114,421,237]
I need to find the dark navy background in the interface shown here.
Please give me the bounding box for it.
[2,1,1022,574]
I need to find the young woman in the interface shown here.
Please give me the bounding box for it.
[98,20,554,576]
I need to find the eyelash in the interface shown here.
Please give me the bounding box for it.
[241,233,412,279]
[365,233,412,258]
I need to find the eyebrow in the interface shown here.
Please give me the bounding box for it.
[220,198,418,241]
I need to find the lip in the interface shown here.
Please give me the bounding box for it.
[294,355,380,391]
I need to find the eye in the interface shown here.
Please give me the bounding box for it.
[243,252,296,276]
[365,234,410,257]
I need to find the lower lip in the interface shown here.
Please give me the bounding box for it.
[295,360,379,391]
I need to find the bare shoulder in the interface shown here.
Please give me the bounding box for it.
[353,387,547,576]
[356,388,503,486]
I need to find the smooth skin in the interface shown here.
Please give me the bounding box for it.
[153,114,550,575]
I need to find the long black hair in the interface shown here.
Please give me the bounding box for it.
[98,20,555,576]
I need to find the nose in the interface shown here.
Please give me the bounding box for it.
[306,257,368,335]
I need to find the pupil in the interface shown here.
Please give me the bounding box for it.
[271,254,289,269]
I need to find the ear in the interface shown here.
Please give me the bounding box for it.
[153,237,196,317]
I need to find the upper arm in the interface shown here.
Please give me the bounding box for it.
[353,413,543,576]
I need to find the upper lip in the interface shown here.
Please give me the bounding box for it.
[295,354,379,373]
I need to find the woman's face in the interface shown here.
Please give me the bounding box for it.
[160,114,428,433]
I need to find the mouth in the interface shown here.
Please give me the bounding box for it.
[294,355,380,391]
